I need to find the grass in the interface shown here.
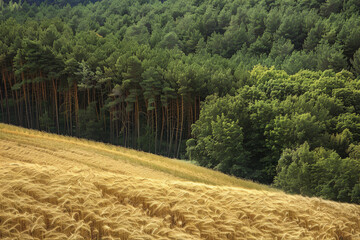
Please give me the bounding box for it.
[0,123,273,190]
[1,123,360,239]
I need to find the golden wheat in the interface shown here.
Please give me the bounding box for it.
[1,123,360,239]
[0,123,273,190]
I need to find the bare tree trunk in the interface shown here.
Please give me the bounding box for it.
[29,77,34,128]
[177,96,184,158]
[136,96,140,147]
[168,101,174,156]
[1,68,10,123]
[52,78,59,133]
[87,88,90,106]
[69,87,72,135]
[22,84,30,128]
[188,101,192,137]
[35,80,40,129]
[174,98,180,157]
[8,70,22,125]
[0,78,4,121]
[154,100,158,154]
[19,59,30,128]
[74,83,79,135]
[160,106,165,154]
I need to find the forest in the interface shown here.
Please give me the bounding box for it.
[1,0,360,203]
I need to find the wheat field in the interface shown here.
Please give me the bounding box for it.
[1,123,360,239]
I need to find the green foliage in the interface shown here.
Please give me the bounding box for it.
[265,113,325,152]
[274,143,317,196]
[274,143,360,204]
[351,48,360,76]
[202,114,249,176]
[315,42,347,72]
[188,66,360,197]
[2,0,360,204]
[3,0,357,74]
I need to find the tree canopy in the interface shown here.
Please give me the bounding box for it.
[187,67,360,203]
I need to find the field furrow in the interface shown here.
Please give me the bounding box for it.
[1,124,360,239]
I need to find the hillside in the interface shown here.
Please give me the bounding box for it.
[1,124,360,239]
[1,0,360,163]
[2,0,360,198]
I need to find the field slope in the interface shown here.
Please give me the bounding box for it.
[0,123,359,239]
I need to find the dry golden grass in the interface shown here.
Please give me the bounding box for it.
[1,123,360,239]
[0,123,272,190]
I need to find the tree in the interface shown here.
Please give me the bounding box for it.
[274,142,317,195]
[3,0,360,202]
[315,42,347,72]
[320,0,343,17]
[123,23,149,45]
[281,51,317,74]
[303,21,325,51]
[265,112,326,154]
[158,32,181,49]
[140,66,162,152]
[274,143,360,203]
[269,37,294,63]
[122,55,143,147]
[351,48,360,76]
[276,10,306,50]
[208,114,250,176]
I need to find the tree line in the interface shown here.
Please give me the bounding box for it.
[1,0,360,203]
[187,66,360,203]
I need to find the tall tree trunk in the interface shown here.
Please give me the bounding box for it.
[22,84,30,128]
[0,76,4,121]
[1,68,10,123]
[29,77,34,128]
[52,78,59,133]
[160,106,165,154]
[87,88,90,106]
[154,100,158,154]
[100,89,106,131]
[194,96,197,128]
[64,89,69,133]
[74,83,79,135]
[168,101,174,156]
[136,96,140,148]
[9,70,22,125]
[93,88,100,121]
[20,59,30,128]
[69,87,73,135]
[35,80,40,129]
[126,106,130,147]
[188,101,193,137]
[174,98,180,157]
[177,95,184,158]
[12,77,21,125]
[109,111,113,143]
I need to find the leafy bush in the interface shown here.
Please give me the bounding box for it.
[274,142,360,204]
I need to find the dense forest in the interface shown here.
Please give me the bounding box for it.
[1,0,360,203]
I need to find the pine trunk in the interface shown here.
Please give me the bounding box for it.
[52,78,59,133]
[174,98,180,157]
[154,100,158,154]
[74,83,79,134]
[136,96,140,147]
[20,58,30,128]
[177,96,184,158]
[1,68,10,123]
[0,78,3,120]
[159,106,165,154]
